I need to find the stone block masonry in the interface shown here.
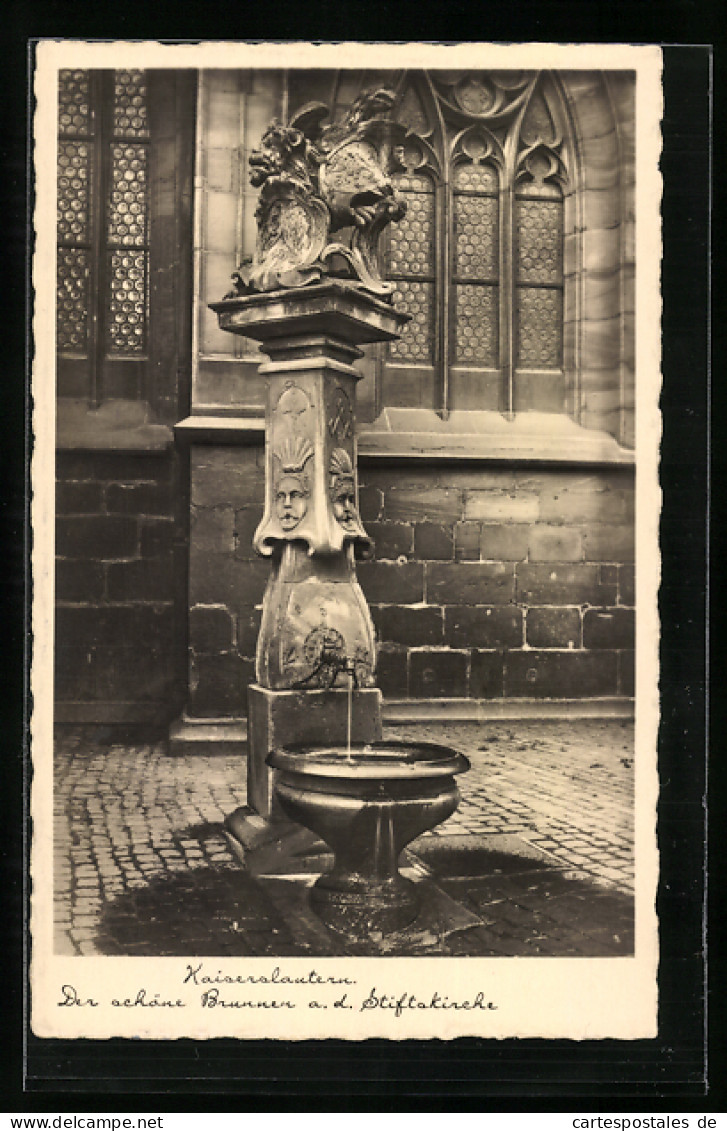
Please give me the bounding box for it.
[60,446,636,720]
[357,462,635,706]
[55,449,188,724]
[175,448,634,719]
[187,445,265,717]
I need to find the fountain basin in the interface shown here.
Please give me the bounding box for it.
[266,742,470,939]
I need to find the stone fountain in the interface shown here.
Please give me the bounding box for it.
[211,89,469,940]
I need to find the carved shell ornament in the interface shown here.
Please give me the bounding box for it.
[229,89,409,298]
[275,434,314,474]
[329,446,355,480]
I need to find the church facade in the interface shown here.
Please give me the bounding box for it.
[54,66,637,736]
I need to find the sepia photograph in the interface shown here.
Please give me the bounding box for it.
[31,41,662,1041]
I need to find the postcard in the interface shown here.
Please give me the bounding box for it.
[31,39,662,1041]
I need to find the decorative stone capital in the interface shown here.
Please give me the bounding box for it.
[210,283,408,562]
[210,279,409,348]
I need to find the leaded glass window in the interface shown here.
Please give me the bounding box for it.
[388,170,435,364]
[515,175,564,371]
[57,69,151,404]
[453,162,499,368]
[382,71,568,417]
[57,71,93,357]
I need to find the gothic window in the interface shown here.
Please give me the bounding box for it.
[57,69,152,405]
[56,69,196,428]
[381,71,569,417]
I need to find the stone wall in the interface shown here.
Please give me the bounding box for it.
[193,69,280,411]
[55,449,188,725]
[186,445,264,716]
[359,461,634,703]
[186,445,634,717]
[53,67,637,728]
[561,70,636,448]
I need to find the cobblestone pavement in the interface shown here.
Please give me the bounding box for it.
[394,720,634,889]
[52,719,634,958]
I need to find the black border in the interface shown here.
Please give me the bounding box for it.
[4,10,715,1109]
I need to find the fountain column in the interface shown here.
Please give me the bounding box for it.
[209,92,469,937]
[210,281,407,818]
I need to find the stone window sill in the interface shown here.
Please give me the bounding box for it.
[56,398,174,451]
[359,409,634,465]
[174,408,634,467]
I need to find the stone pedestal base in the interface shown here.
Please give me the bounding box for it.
[168,715,247,756]
[246,683,383,817]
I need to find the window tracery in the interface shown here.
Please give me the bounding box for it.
[382,70,568,417]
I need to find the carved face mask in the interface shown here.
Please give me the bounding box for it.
[276,474,309,530]
[331,476,358,530]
